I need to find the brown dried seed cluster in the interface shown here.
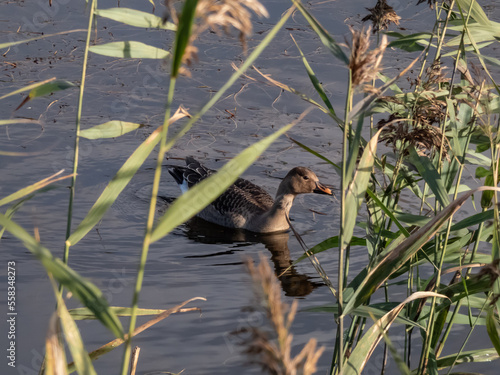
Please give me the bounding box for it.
[362,0,401,33]
[377,113,448,158]
[347,27,388,88]
[234,255,324,375]
[165,0,268,76]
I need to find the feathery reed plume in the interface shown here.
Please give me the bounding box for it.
[362,0,401,33]
[347,27,387,89]
[236,254,324,375]
[165,0,268,75]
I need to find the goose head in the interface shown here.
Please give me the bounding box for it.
[277,167,333,196]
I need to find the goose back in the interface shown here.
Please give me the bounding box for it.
[168,157,275,228]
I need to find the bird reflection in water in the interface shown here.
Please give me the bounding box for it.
[181,216,322,297]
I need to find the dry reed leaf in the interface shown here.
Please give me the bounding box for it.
[129,346,141,375]
[45,313,68,375]
[66,298,205,371]
[169,105,192,125]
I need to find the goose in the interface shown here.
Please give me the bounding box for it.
[168,157,332,233]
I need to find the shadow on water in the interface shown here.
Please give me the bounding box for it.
[178,215,322,297]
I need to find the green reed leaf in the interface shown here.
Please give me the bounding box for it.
[67,125,163,246]
[291,35,342,124]
[408,147,450,208]
[436,348,499,369]
[15,80,76,111]
[456,0,491,25]
[171,0,198,77]
[50,280,97,375]
[0,170,74,207]
[343,128,382,249]
[80,121,144,139]
[89,41,170,59]
[0,214,124,339]
[0,29,85,50]
[292,0,348,65]
[344,292,446,375]
[486,307,500,356]
[95,8,176,30]
[69,307,169,320]
[386,31,432,52]
[343,187,500,317]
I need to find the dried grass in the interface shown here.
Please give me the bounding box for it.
[377,115,448,158]
[346,27,387,89]
[236,254,324,375]
[165,0,268,75]
[362,0,401,33]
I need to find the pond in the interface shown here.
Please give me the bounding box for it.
[1,0,500,374]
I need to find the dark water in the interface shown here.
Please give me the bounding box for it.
[1,0,499,374]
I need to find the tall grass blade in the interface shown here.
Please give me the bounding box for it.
[15,80,76,111]
[344,292,446,375]
[171,0,198,77]
[0,119,41,126]
[0,214,124,338]
[291,35,342,124]
[0,170,74,207]
[288,136,340,172]
[486,307,500,356]
[50,278,97,375]
[386,31,432,52]
[456,0,491,25]
[95,8,176,30]
[67,107,189,246]
[69,307,179,320]
[436,348,499,370]
[66,298,205,373]
[45,313,68,375]
[408,147,450,207]
[0,29,85,49]
[0,77,56,101]
[152,6,295,165]
[292,0,348,64]
[151,122,296,242]
[89,41,170,59]
[67,126,161,246]
[342,187,500,316]
[366,189,411,237]
[342,128,383,249]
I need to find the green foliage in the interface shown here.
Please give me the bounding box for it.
[79,121,144,139]
[3,0,500,374]
[89,41,170,59]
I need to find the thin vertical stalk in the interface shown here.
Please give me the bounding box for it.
[419,3,475,370]
[445,297,489,374]
[120,78,177,375]
[63,0,96,264]
[336,70,352,374]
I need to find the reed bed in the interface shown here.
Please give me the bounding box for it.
[1,0,500,374]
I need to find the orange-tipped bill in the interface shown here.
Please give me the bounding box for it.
[313,182,333,195]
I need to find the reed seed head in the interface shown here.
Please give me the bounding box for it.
[377,114,448,159]
[347,27,387,88]
[362,0,401,33]
[234,254,324,375]
[165,0,268,76]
